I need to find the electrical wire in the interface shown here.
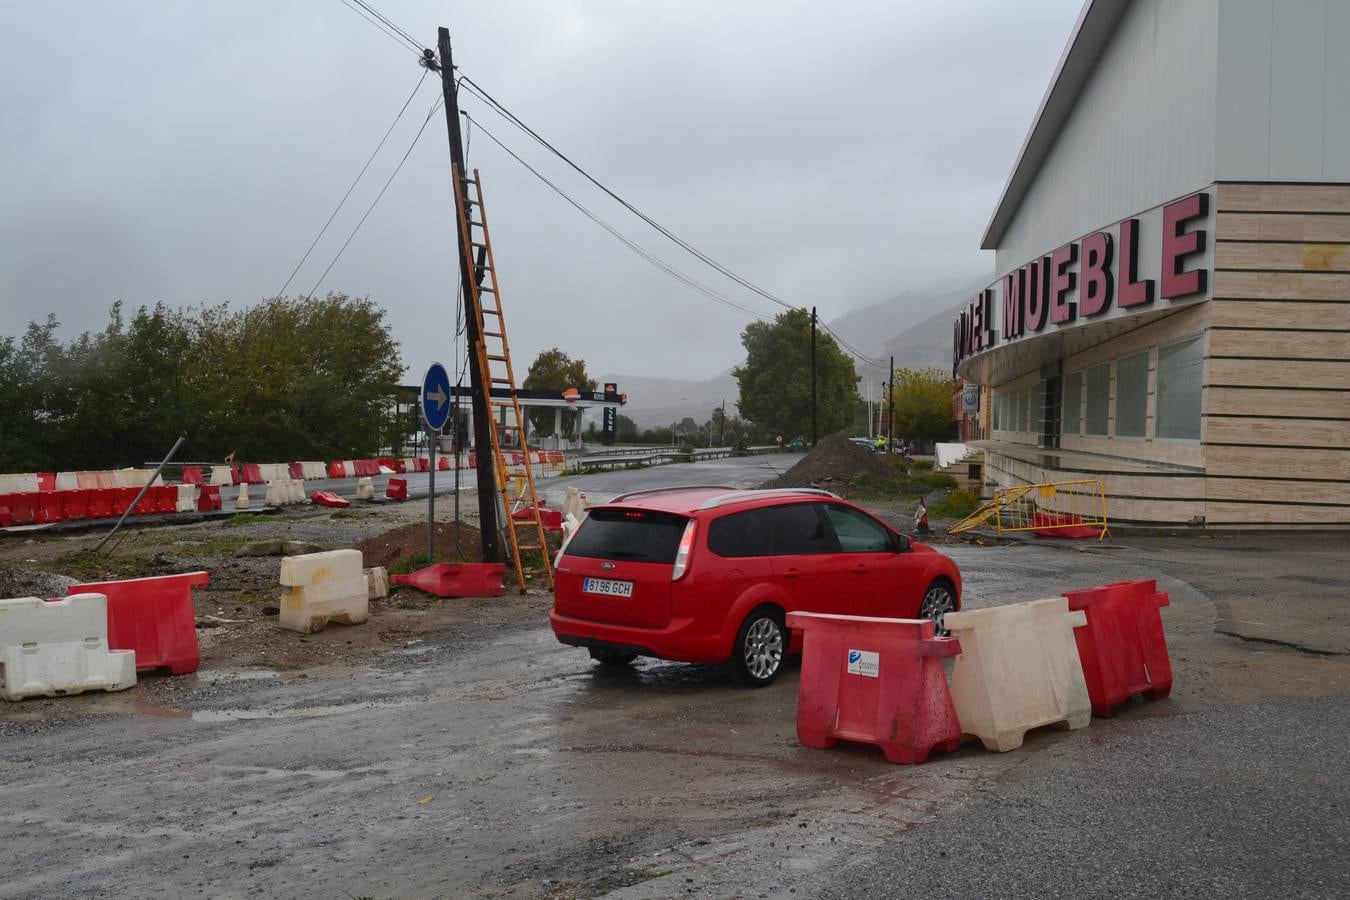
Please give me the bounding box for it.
[277,69,428,298]
[304,94,445,299]
[349,0,424,52]
[337,0,423,57]
[462,112,773,322]
[458,76,890,367]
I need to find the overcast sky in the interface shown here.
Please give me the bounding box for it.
[0,0,1081,384]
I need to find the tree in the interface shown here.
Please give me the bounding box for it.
[733,309,860,440]
[521,348,596,436]
[890,368,957,451]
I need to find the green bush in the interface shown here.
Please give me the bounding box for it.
[929,488,981,520]
[911,459,934,472]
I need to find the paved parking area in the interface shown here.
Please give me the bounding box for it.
[1,530,1346,898]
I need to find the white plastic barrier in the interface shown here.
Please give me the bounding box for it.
[236,483,250,510]
[116,468,155,488]
[77,472,101,490]
[279,550,370,633]
[354,477,375,501]
[400,457,417,474]
[563,487,591,523]
[176,483,198,512]
[944,597,1091,752]
[302,461,327,481]
[264,479,307,506]
[0,474,39,493]
[342,460,357,478]
[365,566,389,601]
[55,472,79,491]
[0,593,137,701]
[94,471,119,489]
[210,466,234,486]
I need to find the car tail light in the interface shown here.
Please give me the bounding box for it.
[670,519,697,581]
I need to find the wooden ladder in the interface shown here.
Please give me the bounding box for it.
[452,165,553,592]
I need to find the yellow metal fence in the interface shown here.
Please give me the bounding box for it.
[949,479,1111,541]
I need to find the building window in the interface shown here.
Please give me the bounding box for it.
[1115,351,1148,438]
[1157,335,1203,440]
[1018,386,1030,431]
[1063,371,1082,436]
[1085,364,1109,435]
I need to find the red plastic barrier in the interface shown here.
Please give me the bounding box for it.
[1030,511,1103,539]
[155,485,178,513]
[181,466,203,485]
[61,489,91,521]
[229,466,243,486]
[288,462,305,479]
[310,490,350,508]
[414,457,430,473]
[0,494,12,527]
[71,571,208,675]
[198,484,222,511]
[8,493,38,526]
[328,461,345,478]
[786,612,963,764]
[437,456,450,471]
[385,478,408,501]
[88,488,115,519]
[37,472,56,492]
[468,453,477,469]
[242,463,264,485]
[1063,579,1173,717]
[35,492,64,524]
[512,505,563,532]
[378,456,404,473]
[391,562,506,598]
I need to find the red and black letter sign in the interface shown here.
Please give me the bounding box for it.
[1079,231,1114,317]
[1161,193,1209,299]
[1024,257,1050,332]
[1118,218,1154,308]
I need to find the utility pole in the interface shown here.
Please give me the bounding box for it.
[431,29,500,563]
[810,306,817,447]
[888,355,895,453]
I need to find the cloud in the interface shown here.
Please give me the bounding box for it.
[0,0,1081,382]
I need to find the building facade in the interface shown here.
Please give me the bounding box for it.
[955,0,1349,527]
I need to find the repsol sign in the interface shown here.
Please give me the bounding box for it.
[953,190,1213,371]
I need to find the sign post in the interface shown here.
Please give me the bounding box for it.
[422,363,452,560]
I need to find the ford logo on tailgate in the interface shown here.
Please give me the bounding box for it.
[601,562,616,570]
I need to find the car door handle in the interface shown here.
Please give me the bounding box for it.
[853,563,867,575]
[783,567,801,580]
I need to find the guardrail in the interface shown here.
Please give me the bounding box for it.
[573,445,783,471]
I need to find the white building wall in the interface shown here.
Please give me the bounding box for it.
[995,0,1220,275]
[1216,0,1350,182]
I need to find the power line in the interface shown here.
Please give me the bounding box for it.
[457,76,890,368]
[277,70,428,298]
[336,0,423,56]
[305,94,445,299]
[458,76,797,312]
[349,0,424,51]
[463,112,774,322]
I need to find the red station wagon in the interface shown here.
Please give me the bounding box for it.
[549,486,963,686]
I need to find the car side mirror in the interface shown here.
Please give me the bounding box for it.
[892,533,911,553]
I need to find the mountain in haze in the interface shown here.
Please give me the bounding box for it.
[607,272,991,426]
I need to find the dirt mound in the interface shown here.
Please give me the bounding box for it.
[355,521,484,569]
[762,434,902,496]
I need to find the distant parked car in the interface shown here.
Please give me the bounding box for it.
[549,486,962,686]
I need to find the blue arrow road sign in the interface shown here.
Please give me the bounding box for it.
[421,362,452,433]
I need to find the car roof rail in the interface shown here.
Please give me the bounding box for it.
[608,484,737,504]
[697,487,841,510]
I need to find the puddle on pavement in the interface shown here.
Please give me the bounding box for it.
[193,669,281,684]
[188,698,421,722]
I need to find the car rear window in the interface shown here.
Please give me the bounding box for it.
[565,508,688,563]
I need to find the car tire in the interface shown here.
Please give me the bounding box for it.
[731,607,786,688]
[919,578,957,636]
[588,647,637,667]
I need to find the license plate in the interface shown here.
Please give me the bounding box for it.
[583,577,634,598]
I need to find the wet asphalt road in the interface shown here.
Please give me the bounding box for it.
[1,471,1347,898]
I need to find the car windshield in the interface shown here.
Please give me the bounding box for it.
[565,508,688,564]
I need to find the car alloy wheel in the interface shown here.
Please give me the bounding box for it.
[919,582,956,636]
[736,612,784,686]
